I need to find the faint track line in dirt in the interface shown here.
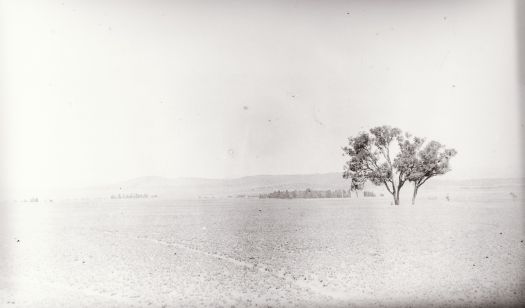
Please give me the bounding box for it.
[135,235,257,269]
[133,235,356,303]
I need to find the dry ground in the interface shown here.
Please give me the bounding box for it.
[1,194,524,307]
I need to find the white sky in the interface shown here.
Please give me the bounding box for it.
[1,0,522,190]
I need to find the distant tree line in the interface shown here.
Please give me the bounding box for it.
[110,193,158,199]
[259,188,377,199]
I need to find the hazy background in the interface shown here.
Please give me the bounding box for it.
[0,0,522,192]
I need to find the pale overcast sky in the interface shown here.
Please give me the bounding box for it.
[1,0,522,190]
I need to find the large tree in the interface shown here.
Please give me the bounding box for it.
[400,139,457,205]
[343,126,407,205]
[343,127,456,205]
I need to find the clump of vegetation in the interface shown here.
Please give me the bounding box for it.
[363,191,376,197]
[343,125,456,205]
[110,193,157,199]
[259,189,351,199]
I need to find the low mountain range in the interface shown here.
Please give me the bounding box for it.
[97,173,523,200]
[5,173,523,201]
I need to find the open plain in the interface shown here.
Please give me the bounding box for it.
[1,188,524,307]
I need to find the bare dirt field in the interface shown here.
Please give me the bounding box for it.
[1,194,524,307]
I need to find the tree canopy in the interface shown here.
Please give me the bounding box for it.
[343,126,404,204]
[343,126,456,205]
[403,139,457,204]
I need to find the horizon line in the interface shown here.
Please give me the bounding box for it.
[3,173,523,193]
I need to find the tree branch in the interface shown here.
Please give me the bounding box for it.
[417,174,434,188]
[382,181,393,195]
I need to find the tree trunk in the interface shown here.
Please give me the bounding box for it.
[411,185,419,205]
[391,188,400,205]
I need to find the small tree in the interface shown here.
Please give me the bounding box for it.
[393,133,425,204]
[411,141,456,204]
[343,163,365,198]
[351,176,365,197]
[397,138,457,205]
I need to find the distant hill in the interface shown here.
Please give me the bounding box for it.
[98,173,524,200]
[103,173,353,199]
[4,173,523,202]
